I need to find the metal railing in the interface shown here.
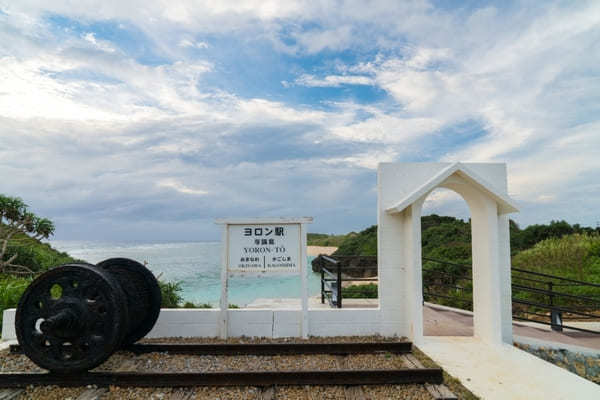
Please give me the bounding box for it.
[318,255,377,308]
[423,257,600,335]
[317,254,600,334]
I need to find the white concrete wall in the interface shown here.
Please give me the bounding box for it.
[2,308,384,341]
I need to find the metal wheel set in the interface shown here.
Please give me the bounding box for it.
[14,258,161,373]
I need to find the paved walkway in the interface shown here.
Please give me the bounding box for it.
[424,304,600,350]
[420,336,600,400]
[248,298,600,350]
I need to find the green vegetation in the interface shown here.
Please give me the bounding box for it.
[158,280,184,308]
[342,283,378,299]
[2,234,78,273]
[0,276,31,329]
[331,216,600,312]
[162,285,239,308]
[332,215,472,259]
[183,301,212,309]
[1,195,57,275]
[0,194,80,331]
[512,233,600,280]
[332,216,600,259]
[510,220,599,254]
[511,233,600,315]
[333,225,377,256]
[307,233,349,247]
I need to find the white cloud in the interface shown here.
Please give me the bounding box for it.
[294,74,374,87]
[326,147,398,170]
[157,179,208,196]
[178,38,209,49]
[1,0,600,238]
[83,32,116,53]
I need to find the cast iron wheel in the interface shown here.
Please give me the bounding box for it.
[96,257,161,344]
[15,263,128,373]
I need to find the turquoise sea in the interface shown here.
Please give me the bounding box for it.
[50,241,321,307]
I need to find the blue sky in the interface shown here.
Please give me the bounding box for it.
[1,1,599,241]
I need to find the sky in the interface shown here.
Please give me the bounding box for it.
[1,1,599,242]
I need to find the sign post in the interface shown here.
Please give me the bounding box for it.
[215,217,313,339]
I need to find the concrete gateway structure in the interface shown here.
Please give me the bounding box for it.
[377,162,517,345]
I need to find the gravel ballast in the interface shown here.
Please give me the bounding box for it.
[0,336,446,399]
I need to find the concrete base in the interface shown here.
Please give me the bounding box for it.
[2,307,390,340]
[0,339,17,352]
[420,336,600,400]
[245,297,379,309]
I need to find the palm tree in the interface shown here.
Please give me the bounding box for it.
[0,194,55,275]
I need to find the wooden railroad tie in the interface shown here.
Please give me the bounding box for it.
[401,354,457,400]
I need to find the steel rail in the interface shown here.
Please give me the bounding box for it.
[320,255,339,265]
[422,257,472,269]
[512,298,600,319]
[511,267,600,288]
[424,257,600,289]
[11,341,412,356]
[511,283,600,305]
[322,267,337,279]
[0,369,443,388]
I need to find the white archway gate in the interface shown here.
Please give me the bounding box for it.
[377,162,518,345]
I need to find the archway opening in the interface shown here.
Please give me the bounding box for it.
[420,187,475,337]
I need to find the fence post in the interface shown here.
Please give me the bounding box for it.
[548,281,563,332]
[320,257,325,304]
[337,261,342,309]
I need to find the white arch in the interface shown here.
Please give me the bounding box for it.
[377,163,516,345]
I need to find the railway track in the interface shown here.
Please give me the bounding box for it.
[1,341,456,399]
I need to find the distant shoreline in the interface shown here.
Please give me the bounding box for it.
[307,246,337,257]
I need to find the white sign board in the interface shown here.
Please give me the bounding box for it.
[216,217,313,339]
[227,224,300,274]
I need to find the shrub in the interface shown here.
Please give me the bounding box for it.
[3,236,78,274]
[512,233,600,280]
[158,280,183,308]
[183,302,213,309]
[342,283,378,299]
[0,275,31,330]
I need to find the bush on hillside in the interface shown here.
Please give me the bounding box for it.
[333,215,473,259]
[307,233,348,247]
[512,233,600,281]
[510,220,599,253]
[3,237,78,273]
[333,226,376,256]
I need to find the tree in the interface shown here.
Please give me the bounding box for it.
[0,195,55,275]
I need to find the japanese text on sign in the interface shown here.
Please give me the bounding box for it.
[227,224,300,273]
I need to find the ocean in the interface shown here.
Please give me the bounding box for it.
[50,241,321,307]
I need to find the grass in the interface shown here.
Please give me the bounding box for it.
[342,283,378,299]
[0,275,31,330]
[307,233,348,247]
[422,233,600,317]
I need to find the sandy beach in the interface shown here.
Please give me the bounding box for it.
[306,246,337,256]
